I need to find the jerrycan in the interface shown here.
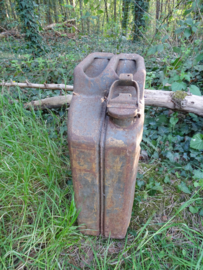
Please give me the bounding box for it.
[68,52,146,239]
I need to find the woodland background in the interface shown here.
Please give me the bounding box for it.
[0,0,203,269]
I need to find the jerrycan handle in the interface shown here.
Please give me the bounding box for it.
[107,73,140,120]
[75,52,114,73]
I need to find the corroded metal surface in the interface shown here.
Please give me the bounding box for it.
[67,52,146,238]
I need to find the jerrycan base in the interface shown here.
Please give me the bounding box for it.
[67,52,146,239]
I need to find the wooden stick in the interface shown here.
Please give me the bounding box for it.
[0,82,73,91]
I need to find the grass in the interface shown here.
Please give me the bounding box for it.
[0,97,79,269]
[0,96,202,269]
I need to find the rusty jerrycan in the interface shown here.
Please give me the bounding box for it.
[67,52,146,239]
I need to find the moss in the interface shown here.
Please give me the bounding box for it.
[172,90,188,101]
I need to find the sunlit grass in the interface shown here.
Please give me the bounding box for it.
[0,97,79,269]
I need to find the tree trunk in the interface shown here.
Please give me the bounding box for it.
[16,0,45,54]
[58,0,65,20]
[79,0,84,33]
[0,0,6,31]
[104,0,109,23]
[122,0,130,35]
[132,0,149,41]
[8,0,17,20]
[156,0,160,20]
[160,0,163,15]
[114,0,116,21]
[44,0,52,24]
[52,0,58,23]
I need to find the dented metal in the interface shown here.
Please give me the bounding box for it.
[67,52,146,239]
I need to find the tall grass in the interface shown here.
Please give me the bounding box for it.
[0,97,79,269]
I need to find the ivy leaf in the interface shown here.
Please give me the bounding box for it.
[166,151,175,162]
[189,85,201,96]
[170,116,179,127]
[164,175,170,184]
[178,181,191,194]
[152,182,164,193]
[190,133,203,150]
[195,53,203,63]
[137,180,145,189]
[171,82,186,91]
[193,170,203,180]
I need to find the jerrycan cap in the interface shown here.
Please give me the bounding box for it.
[107,73,140,120]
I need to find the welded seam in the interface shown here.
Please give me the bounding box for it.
[99,101,107,235]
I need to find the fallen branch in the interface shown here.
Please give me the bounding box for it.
[24,95,72,110]
[0,30,22,39]
[1,81,202,115]
[24,90,203,116]
[0,82,73,91]
[44,19,77,31]
[144,90,203,116]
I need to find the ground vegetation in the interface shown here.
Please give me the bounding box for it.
[0,0,203,269]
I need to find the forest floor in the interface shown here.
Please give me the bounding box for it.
[0,36,203,269]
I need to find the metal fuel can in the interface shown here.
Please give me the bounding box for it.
[67,53,146,238]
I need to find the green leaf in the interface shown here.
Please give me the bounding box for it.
[190,133,203,150]
[199,208,203,216]
[147,46,157,56]
[183,8,192,16]
[175,26,185,34]
[189,113,198,121]
[84,0,89,4]
[171,82,186,91]
[195,53,203,63]
[157,44,164,53]
[193,170,203,180]
[164,175,170,184]
[189,85,201,96]
[97,10,104,14]
[194,181,200,187]
[189,206,199,214]
[166,151,174,162]
[184,28,191,39]
[162,35,169,42]
[173,47,181,54]
[170,116,178,126]
[178,181,191,194]
[171,57,183,69]
[128,229,137,236]
[137,180,145,189]
[152,182,164,193]
[63,4,74,8]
